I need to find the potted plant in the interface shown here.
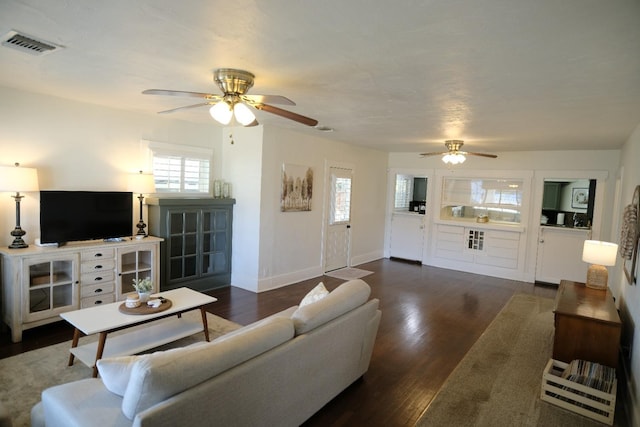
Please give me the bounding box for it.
[132,277,153,302]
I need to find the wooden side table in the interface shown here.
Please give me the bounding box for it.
[553,280,621,368]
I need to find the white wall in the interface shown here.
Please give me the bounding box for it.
[0,86,223,247]
[230,126,388,293]
[613,122,640,426]
[221,126,263,291]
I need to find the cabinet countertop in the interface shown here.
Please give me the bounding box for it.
[554,280,620,325]
[434,219,525,233]
[0,236,163,257]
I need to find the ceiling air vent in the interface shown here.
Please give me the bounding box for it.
[1,31,62,56]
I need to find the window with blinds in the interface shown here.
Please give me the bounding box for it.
[394,174,412,210]
[145,140,212,194]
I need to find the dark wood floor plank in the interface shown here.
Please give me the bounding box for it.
[0,259,557,426]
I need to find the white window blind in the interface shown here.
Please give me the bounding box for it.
[394,174,412,210]
[146,141,212,194]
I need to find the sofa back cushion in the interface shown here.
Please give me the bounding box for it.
[121,316,294,419]
[291,279,371,335]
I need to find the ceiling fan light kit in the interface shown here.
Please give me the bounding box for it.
[144,68,318,128]
[209,101,233,124]
[442,152,466,164]
[420,140,497,165]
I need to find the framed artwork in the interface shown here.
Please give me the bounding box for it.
[281,163,313,212]
[623,185,640,285]
[571,188,589,209]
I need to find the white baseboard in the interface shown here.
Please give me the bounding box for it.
[255,266,324,293]
[351,251,384,267]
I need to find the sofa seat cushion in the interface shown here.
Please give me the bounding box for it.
[121,316,294,419]
[291,279,371,335]
[40,378,131,427]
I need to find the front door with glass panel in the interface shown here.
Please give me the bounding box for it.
[324,167,353,272]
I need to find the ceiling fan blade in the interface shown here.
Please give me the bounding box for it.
[467,152,498,158]
[254,104,318,127]
[242,94,295,106]
[419,152,446,157]
[143,89,220,100]
[157,102,213,114]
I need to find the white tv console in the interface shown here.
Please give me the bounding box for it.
[0,236,161,343]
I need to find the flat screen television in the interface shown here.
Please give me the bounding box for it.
[40,191,133,244]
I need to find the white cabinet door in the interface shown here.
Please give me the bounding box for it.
[535,227,591,284]
[389,214,425,262]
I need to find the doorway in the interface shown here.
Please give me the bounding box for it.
[388,174,427,262]
[324,166,353,272]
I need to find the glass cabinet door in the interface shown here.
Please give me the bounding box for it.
[202,209,229,276]
[168,210,199,282]
[117,245,156,299]
[24,254,78,322]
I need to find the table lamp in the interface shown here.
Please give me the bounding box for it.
[582,240,618,290]
[0,162,39,248]
[128,170,155,237]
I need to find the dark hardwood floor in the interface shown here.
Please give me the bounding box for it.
[0,258,558,426]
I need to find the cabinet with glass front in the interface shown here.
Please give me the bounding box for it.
[440,177,524,225]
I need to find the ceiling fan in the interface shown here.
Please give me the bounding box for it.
[420,140,497,164]
[143,68,318,127]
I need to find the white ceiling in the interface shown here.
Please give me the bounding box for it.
[1,0,639,154]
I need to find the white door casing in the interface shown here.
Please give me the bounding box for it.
[324,166,353,272]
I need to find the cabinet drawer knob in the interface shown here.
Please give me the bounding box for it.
[94,300,103,305]
[94,265,103,269]
[94,288,103,293]
[94,253,103,258]
[94,277,103,281]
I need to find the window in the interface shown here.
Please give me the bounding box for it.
[144,140,212,194]
[394,174,412,210]
[330,168,352,224]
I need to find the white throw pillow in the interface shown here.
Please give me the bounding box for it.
[97,355,142,396]
[300,282,329,307]
[97,342,206,397]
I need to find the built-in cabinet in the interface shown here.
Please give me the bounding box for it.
[434,224,522,271]
[147,198,234,292]
[542,182,561,209]
[0,237,161,342]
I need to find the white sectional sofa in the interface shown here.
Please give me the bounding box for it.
[31,279,381,427]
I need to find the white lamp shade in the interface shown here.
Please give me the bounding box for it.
[233,102,256,125]
[128,172,155,194]
[442,153,466,165]
[209,101,233,125]
[0,164,39,192]
[582,240,618,266]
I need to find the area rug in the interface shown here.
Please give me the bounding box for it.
[324,267,374,281]
[0,311,241,427]
[415,293,611,427]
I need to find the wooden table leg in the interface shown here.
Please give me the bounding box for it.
[68,328,81,366]
[92,331,108,378]
[200,307,210,342]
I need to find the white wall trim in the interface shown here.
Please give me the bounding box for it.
[256,265,324,293]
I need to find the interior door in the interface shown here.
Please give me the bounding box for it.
[324,167,353,272]
[389,214,425,261]
[535,227,591,284]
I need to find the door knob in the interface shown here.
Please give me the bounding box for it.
[539,239,544,243]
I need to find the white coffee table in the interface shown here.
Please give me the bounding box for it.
[61,287,217,377]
